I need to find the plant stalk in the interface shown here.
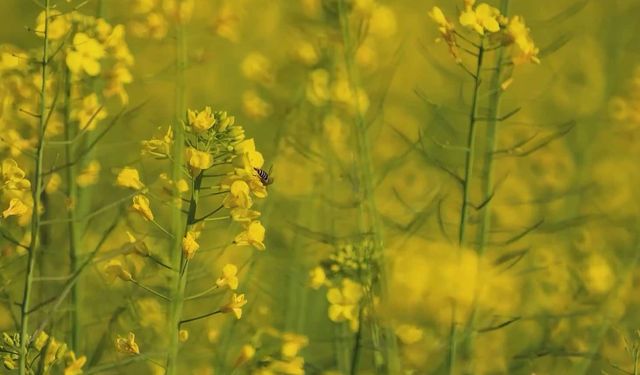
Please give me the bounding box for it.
[19,1,49,373]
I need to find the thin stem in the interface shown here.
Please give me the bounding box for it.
[449,37,485,375]
[19,2,48,373]
[62,62,82,351]
[179,309,221,326]
[165,16,189,368]
[336,1,399,372]
[184,284,219,301]
[130,279,170,301]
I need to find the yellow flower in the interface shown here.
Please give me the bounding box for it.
[241,52,274,85]
[178,329,189,343]
[507,16,540,64]
[242,90,272,120]
[234,138,264,169]
[71,94,107,131]
[132,194,154,221]
[3,198,28,219]
[142,126,173,157]
[281,333,308,358]
[2,159,31,191]
[116,167,145,190]
[268,357,305,375]
[216,264,239,290]
[45,173,61,194]
[306,69,330,106]
[76,161,101,187]
[234,221,266,250]
[182,231,200,260]
[35,10,70,40]
[327,279,363,331]
[395,324,424,345]
[187,106,215,133]
[33,331,50,351]
[459,3,501,35]
[223,180,253,209]
[115,332,140,355]
[185,147,213,175]
[234,344,256,368]
[220,293,248,319]
[64,351,87,375]
[66,32,106,76]
[44,337,67,369]
[369,5,397,38]
[309,266,326,289]
[104,259,133,282]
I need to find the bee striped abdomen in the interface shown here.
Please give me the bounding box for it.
[254,168,270,185]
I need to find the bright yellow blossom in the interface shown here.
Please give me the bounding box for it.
[115,332,140,355]
[182,231,200,260]
[66,33,106,76]
[234,220,266,250]
[223,180,253,209]
[3,198,28,219]
[116,167,145,190]
[327,279,363,331]
[2,159,31,191]
[64,351,87,375]
[35,10,69,40]
[507,16,540,64]
[45,173,61,194]
[281,333,308,358]
[142,126,173,157]
[459,3,501,35]
[216,263,239,290]
[220,293,248,319]
[309,266,326,289]
[185,147,213,175]
[188,106,215,133]
[132,194,154,221]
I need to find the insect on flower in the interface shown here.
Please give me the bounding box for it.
[254,166,274,186]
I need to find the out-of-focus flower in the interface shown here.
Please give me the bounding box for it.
[309,266,326,289]
[76,161,101,187]
[242,90,272,120]
[35,10,70,40]
[104,259,133,282]
[395,324,424,345]
[281,333,308,358]
[507,16,540,64]
[64,351,87,375]
[327,279,363,331]
[241,52,274,85]
[234,344,256,368]
[66,33,106,76]
[71,94,107,131]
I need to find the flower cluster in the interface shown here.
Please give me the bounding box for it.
[308,240,376,332]
[233,329,308,374]
[1,159,32,225]
[429,0,540,65]
[1,331,85,374]
[128,0,194,39]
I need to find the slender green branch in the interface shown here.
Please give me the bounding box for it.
[19,2,49,373]
[166,13,189,373]
[130,279,170,301]
[449,36,485,375]
[178,309,221,326]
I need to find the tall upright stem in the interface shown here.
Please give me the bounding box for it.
[448,39,484,375]
[336,1,399,372]
[19,1,49,373]
[63,65,82,351]
[166,9,188,374]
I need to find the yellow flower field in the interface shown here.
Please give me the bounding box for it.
[0,0,639,374]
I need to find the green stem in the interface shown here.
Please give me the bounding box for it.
[464,1,510,369]
[449,38,484,375]
[63,63,82,352]
[166,9,188,374]
[336,1,400,372]
[19,1,49,373]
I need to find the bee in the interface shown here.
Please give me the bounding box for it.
[254,166,274,186]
